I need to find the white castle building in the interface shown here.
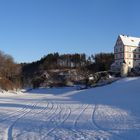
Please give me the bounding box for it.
[112,35,140,72]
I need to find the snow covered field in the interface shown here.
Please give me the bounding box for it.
[0,77,140,140]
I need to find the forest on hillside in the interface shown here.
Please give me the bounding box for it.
[0,51,21,90]
[0,51,114,90]
[21,53,114,88]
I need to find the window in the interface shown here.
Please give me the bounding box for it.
[139,55,140,58]
[120,54,122,57]
[134,54,136,58]
[128,54,131,58]
[125,47,127,51]
[120,47,122,51]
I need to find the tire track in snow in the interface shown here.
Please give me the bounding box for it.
[41,103,72,140]
[49,104,90,140]
[18,99,58,138]
[69,104,114,140]
[0,107,24,120]
[0,95,49,123]
[48,106,71,135]
[37,101,65,139]
[42,103,84,140]
[41,103,63,139]
[74,104,89,128]
[71,104,89,139]
[73,105,97,140]
[14,101,50,139]
[91,104,126,140]
[38,102,61,138]
[5,102,39,140]
[0,103,32,123]
[14,97,59,139]
[71,104,110,140]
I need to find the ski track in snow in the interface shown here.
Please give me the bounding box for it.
[0,103,31,123]
[91,105,123,140]
[6,102,39,140]
[0,100,136,140]
[0,99,137,140]
[0,82,140,140]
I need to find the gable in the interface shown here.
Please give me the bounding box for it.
[115,36,124,48]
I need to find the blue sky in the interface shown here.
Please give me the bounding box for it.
[0,0,140,63]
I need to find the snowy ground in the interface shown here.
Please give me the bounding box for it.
[0,77,140,140]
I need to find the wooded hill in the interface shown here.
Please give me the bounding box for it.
[21,53,114,88]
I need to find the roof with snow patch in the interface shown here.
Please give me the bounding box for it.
[120,35,140,47]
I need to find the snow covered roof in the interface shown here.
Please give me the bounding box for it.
[120,35,140,47]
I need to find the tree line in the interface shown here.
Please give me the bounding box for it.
[21,52,114,71]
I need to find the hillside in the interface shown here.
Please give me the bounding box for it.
[0,77,139,140]
[21,52,114,88]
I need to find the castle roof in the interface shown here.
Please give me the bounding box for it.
[120,35,140,47]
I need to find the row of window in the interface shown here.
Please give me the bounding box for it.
[115,54,123,59]
[115,47,140,53]
[115,53,140,59]
[126,47,140,52]
[115,62,131,65]
[134,48,140,52]
[126,47,132,52]
[126,54,140,58]
[134,54,140,58]
[116,61,140,66]
[115,47,123,53]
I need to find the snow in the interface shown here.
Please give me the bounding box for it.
[0,77,140,140]
[120,35,140,47]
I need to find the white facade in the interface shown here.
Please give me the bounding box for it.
[114,35,140,69]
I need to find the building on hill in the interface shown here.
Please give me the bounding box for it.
[111,34,140,73]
